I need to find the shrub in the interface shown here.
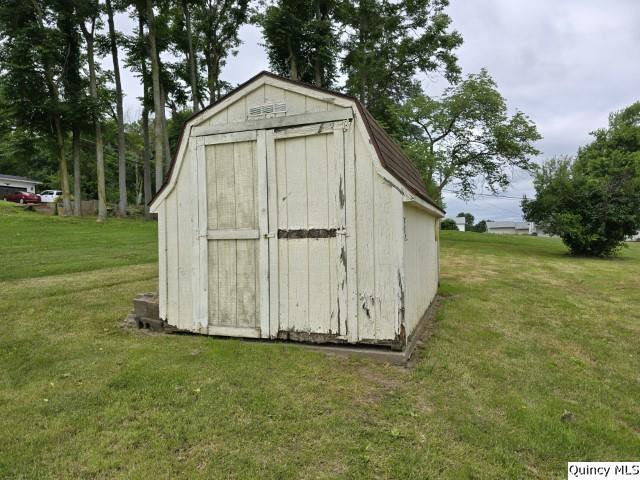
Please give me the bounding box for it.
[441,218,459,230]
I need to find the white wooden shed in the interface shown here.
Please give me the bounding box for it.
[150,72,444,350]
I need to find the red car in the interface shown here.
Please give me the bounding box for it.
[4,191,41,204]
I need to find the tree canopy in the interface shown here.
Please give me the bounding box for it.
[522,103,640,256]
[394,69,541,201]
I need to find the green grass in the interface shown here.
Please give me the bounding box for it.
[1,201,638,479]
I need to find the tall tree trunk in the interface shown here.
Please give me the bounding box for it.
[32,1,71,214]
[54,115,72,215]
[313,0,322,86]
[142,106,152,218]
[183,0,198,112]
[72,124,81,216]
[314,57,322,86]
[287,36,298,81]
[146,0,165,192]
[160,83,171,171]
[138,15,153,219]
[82,22,107,222]
[106,0,127,217]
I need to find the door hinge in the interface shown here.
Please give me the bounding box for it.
[263,232,276,239]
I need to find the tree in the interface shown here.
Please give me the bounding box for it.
[0,0,74,214]
[145,0,166,191]
[167,0,202,112]
[259,0,338,87]
[105,0,127,217]
[440,218,458,230]
[80,2,108,221]
[522,104,640,256]
[457,212,474,230]
[340,0,462,134]
[57,0,86,216]
[395,69,541,201]
[473,220,487,233]
[193,0,249,104]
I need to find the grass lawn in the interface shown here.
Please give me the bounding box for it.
[1,201,638,478]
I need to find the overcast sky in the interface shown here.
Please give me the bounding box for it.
[113,0,640,221]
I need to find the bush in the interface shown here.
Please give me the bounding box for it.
[440,218,459,230]
[523,103,640,256]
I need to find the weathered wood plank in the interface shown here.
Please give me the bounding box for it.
[288,238,309,332]
[202,130,257,145]
[273,122,334,140]
[235,239,257,327]
[308,239,331,333]
[177,157,194,330]
[207,325,261,338]
[192,109,353,137]
[343,121,359,342]
[208,241,219,326]
[275,137,289,333]
[165,192,180,326]
[234,141,256,229]
[266,129,279,338]
[333,124,348,338]
[306,133,329,228]
[207,229,259,240]
[196,138,209,330]
[256,130,270,338]
[354,133,376,340]
[217,240,237,326]
[157,203,168,320]
[215,143,236,229]
[284,136,308,229]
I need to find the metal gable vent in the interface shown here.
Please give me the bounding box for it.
[248,102,287,118]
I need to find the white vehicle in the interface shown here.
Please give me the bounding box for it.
[39,190,63,203]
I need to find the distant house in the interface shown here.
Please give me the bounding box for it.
[486,221,535,235]
[0,174,42,199]
[454,216,466,232]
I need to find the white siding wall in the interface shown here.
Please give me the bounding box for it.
[403,205,439,336]
[353,131,406,343]
[162,138,198,331]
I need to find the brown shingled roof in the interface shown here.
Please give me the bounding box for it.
[151,71,444,214]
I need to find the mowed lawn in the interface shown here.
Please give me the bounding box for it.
[1,201,639,479]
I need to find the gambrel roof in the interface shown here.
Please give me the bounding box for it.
[152,71,444,215]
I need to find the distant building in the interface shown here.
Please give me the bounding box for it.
[454,216,466,232]
[0,174,42,199]
[486,221,536,235]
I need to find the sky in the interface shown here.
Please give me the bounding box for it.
[112,0,640,221]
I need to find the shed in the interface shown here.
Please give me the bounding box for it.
[150,72,444,350]
[0,174,41,198]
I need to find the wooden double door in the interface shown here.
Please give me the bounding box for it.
[195,120,352,339]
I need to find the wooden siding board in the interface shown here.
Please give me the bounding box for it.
[403,205,438,336]
[266,129,279,338]
[257,130,270,337]
[157,203,168,320]
[235,239,257,327]
[215,143,236,229]
[166,192,180,327]
[343,121,359,342]
[177,158,194,330]
[355,132,376,340]
[196,138,208,330]
[333,125,348,338]
[217,239,237,326]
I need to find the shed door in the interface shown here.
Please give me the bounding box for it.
[195,131,269,338]
[266,121,351,339]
